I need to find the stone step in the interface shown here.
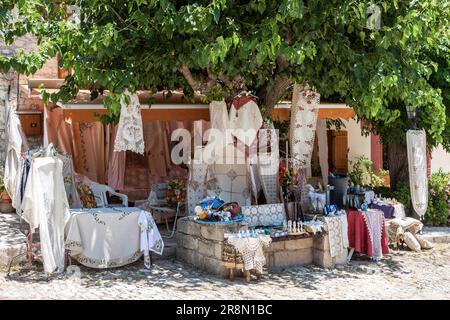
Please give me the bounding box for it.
[152,235,177,260]
[0,214,28,268]
[422,227,450,244]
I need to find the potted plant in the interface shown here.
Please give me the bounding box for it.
[0,173,11,202]
[0,173,13,213]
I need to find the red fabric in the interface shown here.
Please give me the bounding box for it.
[346,209,389,258]
[229,95,257,111]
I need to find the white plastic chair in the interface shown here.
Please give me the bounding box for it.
[135,183,184,238]
[88,183,128,207]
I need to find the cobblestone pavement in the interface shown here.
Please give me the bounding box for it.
[1,244,449,300]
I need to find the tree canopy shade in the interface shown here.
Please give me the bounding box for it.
[0,1,449,152]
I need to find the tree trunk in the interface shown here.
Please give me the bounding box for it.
[261,77,293,118]
[387,138,409,191]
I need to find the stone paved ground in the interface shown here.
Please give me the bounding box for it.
[0,243,449,300]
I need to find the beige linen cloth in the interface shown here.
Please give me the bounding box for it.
[385,217,432,250]
[65,207,163,269]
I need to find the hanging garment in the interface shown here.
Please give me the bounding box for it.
[406,130,428,218]
[4,102,29,209]
[19,158,31,204]
[114,92,144,154]
[226,235,272,273]
[257,123,279,204]
[57,152,83,209]
[204,101,233,162]
[21,156,70,274]
[290,86,320,170]
[229,98,263,147]
[362,209,385,261]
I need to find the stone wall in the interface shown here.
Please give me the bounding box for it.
[176,217,249,276]
[176,217,347,277]
[1,36,59,169]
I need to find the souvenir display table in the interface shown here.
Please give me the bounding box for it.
[65,207,163,269]
[346,209,389,261]
[370,199,406,219]
[176,216,347,279]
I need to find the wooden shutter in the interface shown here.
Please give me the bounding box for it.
[329,130,348,174]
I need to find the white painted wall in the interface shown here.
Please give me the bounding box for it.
[343,118,371,167]
[431,144,450,173]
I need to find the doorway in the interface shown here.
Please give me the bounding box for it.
[327,130,348,174]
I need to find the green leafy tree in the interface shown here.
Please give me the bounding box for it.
[1,0,449,190]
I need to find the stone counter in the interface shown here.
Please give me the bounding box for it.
[176,217,346,276]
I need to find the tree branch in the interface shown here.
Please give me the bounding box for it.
[263,76,293,118]
[179,64,219,93]
[178,65,202,92]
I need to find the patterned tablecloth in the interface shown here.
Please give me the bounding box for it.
[346,209,389,260]
[65,207,163,269]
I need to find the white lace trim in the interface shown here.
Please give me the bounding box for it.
[362,209,384,261]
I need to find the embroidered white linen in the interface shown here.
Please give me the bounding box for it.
[22,156,71,274]
[65,207,163,269]
[114,92,144,154]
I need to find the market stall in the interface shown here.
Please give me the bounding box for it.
[4,84,407,281]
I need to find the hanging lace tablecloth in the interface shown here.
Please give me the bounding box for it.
[257,123,280,204]
[114,92,144,154]
[406,130,428,218]
[226,235,272,273]
[362,209,385,261]
[324,215,349,258]
[290,86,320,210]
[290,87,320,169]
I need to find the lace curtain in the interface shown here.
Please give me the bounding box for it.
[114,92,144,154]
[406,130,428,218]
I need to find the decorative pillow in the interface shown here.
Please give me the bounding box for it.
[403,231,421,252]
[414,234,434,249]
[241,203,286,227]
[76,182,97,209]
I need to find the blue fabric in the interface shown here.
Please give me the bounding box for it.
[199,197,224,210]
[20,158,31,202]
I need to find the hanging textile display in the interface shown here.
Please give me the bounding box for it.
[0,99,7,168]
[114,92,144,154]
[206,145,251,206]
[228,97,263,147]
[57,152,83,209]
[187,148,209,215]
[406,130,428,218]
[290,86,320,170]
[290,85,320,209]
[257,122,279,203]
[4,99,29,209]
[21,147,71,274]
